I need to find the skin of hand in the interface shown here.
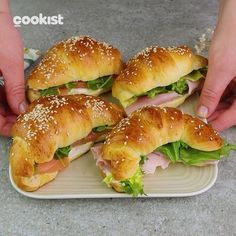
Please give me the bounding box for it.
[0,9,26,136]
[197,0,236,131]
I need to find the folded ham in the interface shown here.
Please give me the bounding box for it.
[91,144,111,175]
[142,152,170,174]
[91,144,170,176]
[125,80,200,115]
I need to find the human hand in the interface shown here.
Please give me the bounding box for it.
[0,12,26,136]
[197,0,236,131]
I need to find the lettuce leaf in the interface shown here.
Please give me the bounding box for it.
[103,173,113,187]
[169,77,188,94]
[39,86,59,96]
[180,143,236,165]
[120,168,144,197]
[139,155,148,165]
[92,125,113,133]
[102,169,144,197]
[182,70,204,81]
[65,82,76,90]
[39,82,76,96]
[156,141,236,166]
[144,87,168,98]
[140,68,205,99]
[54,145,72,160]
[155,141,181,163]
[86,75,113,90]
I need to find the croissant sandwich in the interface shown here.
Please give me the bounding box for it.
[112,45,207,114]
[91,106,236,196]
[9,95,125,192]
[27,36,124,102]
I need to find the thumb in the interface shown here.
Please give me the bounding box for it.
[197,65,230,118]
[210,100,236,131]
[3,60,27,115]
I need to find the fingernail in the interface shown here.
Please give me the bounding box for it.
[19,101,27,113]
[197,105,208,118]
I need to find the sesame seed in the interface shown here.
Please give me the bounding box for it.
[18,96,69,140]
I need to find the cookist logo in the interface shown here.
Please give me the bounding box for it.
[13,13,64,27]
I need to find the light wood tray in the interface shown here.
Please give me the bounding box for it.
[9,94,218,198]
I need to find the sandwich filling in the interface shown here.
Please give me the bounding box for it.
[124,69,206,114]
[35,125,113,175]
[92,141,236,196]
[38,75,113,97]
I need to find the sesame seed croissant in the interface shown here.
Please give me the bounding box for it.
[27,36,124,102]
[112,45,207,114]
[9,95,125,192]
[91,106,234,196]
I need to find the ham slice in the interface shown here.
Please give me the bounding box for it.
[186,80,200,93]
[125,80,201,115]
[36,157,70,174]
[91,144,111,175]
[91,144,170,176]
[72,130,107,146]
[35,130,105,175]
[141,152,170,174]
[36,141,93,174]
[125,92,180,115]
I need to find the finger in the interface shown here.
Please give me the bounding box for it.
[1,122,14,136]
[207,102,230,122]
[197,65,231,118]
[0,87,17,116]
[0,115,14,137]
[210,101,236,131]
[6,115,17,123]
[208,109,226,122]
[0,86,6,101]
[0,102,17,117]
[5,105,17,116]
[0,104,6,116]
[220,85,233,101]
[220,79,236,101]
[3,55,27,115]
[225,95,236,104]
[215,101,230,110]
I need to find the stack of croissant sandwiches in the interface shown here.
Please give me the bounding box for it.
[8,36,236,196]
